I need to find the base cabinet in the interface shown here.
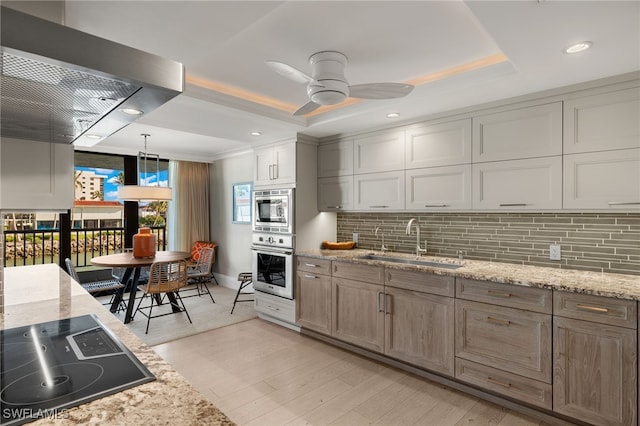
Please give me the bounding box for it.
[331,276,384,352]
[552,291,637,426]
[295,256,640,425]
[295,256,332,335]
[384,286,454,375]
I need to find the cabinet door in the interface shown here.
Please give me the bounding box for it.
[254,146,274,186]
[295,271,331,334]
[354,171,405,211]
[318,140,353,177]
[332,277,384,352]
[318,176,353,211]
[273,143,295,184]
[405,165,472,211]
[385,287,454,375]
[254,143,296,186]
[405,118,472,169]
[563,148,640,209]
[554,317,637,426]
[472,156,562,209]
[354,130,405,174]
[0,138,74,210]
[564,87,640,154]
[472,102,562,162]
[455,300,552,383]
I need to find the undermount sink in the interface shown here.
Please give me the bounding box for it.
[358,254,463,269]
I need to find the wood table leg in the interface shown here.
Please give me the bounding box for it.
[124,268,141,324]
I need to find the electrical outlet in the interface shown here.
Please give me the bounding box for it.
[352,233,359,244]
[549,244,561,261]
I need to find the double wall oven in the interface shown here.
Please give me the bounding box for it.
[251,188,295,300]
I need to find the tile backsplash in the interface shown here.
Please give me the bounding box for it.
[337,212,640,276]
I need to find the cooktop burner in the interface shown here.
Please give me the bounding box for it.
[1,315,155,425]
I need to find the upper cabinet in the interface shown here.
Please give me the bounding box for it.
[405,118,472,169]
[472,102,562,162]
[563,148,640,209]
[354,130,405,174]
[316,76,640,212]
[473,156,562,210]
[254,142,296,187]
[0,138,74,211]
[318,140,353,177]
[406,165,472,211]
[564,87,640,154]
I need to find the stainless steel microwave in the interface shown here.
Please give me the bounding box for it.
[252,188,294,234]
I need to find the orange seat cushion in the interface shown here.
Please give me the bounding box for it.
[191,241,217,262]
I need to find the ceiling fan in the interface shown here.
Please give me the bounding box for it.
[266,51,414,116]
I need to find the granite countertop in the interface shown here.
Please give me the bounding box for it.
[297,249,640,301]
[1,264,235,426]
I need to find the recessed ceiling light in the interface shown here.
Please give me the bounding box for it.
[120,107,144,115]
[85,134,102,139]
[250,131,262,136]
[386,112,400,118]
[563,41,593,54]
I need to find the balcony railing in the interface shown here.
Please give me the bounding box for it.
[3,226,167,268]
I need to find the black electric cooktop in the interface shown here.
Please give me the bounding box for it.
[1,314,155,425]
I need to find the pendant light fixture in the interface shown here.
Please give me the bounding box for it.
[117,133,173,201]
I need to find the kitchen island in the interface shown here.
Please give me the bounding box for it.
[1,263,234,425]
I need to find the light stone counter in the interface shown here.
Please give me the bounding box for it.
[297,249,640,301]
[1,264,235,425]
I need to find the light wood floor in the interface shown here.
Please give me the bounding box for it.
[152,319,552,426]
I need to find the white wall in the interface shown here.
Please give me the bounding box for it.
[210,153,254,287]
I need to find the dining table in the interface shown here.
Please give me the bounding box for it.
[91,250,192,324]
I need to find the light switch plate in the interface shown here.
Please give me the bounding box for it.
[549,244,561,260]
[352,233,359,244]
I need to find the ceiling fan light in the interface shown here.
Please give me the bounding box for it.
[310,91,346,105]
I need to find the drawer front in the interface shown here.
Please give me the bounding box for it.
[254,291,295,324]
[455,358,552,410]
[333,261,384,284]
[456,278,552,314]
[296,256,332,275]
[455,300,552,382]
[554,291,637,329]
[386,268,455,297]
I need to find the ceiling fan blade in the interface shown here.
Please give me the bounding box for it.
[265,60,312,84]
[348,83,414,99]
[293,101,321,116]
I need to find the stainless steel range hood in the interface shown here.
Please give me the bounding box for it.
[0,6,184,146]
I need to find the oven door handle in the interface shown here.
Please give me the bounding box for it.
[251,245,293,255]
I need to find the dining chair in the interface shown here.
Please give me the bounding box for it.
[64,258,126,311]
[189,241,219,285]
[184,246,216,304]
[134,259,192,334]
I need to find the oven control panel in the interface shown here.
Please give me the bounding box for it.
[252,232,293,249]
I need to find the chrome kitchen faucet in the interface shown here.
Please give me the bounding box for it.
[406,218,427,257]
[374,226,389,253]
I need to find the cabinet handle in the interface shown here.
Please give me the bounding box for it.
[266,305,280,311]
[576,304,609,313]
[377,291,384,313]
[273,163,278,180]
[304,263,319,268]
[268,164,273,180]
[608,201,640,206]
[487,316,511,326]
[370,205,389,208]
[499,203,527,207]
[329,205,343,209]
[487,290,512,298]
[487,377,512,388]
[424,204,449,207]
[304,274,318,279]
[385,294,391,315]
